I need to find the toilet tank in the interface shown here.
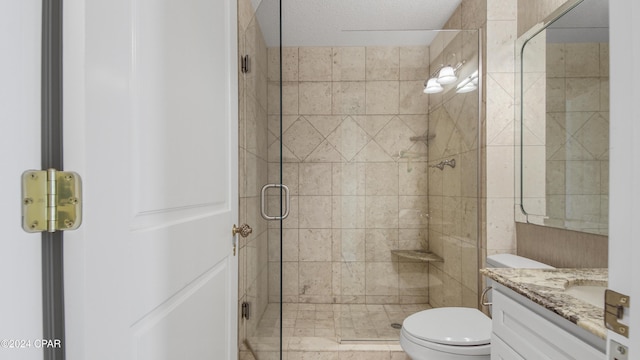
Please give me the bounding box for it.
[486,254,555,269]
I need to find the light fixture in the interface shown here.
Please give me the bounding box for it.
[437,65,457,85]
[456,82,477,93]
[421,56,468,95]
[456,70,479,94]
[423,78,443,94]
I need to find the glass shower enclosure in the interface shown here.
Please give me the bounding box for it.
[238,0,284,358]
[240,0,481,357]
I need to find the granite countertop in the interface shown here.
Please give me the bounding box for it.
[480,268,608,339]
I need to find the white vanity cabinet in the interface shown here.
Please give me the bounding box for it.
[490,285,605,360]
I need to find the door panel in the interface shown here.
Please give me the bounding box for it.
[132,0,229,216]
[0,1,43,359]
[132,260,230,359]
[63,0,238,359]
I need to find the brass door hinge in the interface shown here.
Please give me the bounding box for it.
[605,289,630,337]
[22,169,82,233]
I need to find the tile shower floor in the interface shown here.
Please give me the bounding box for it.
[246,303,431,359]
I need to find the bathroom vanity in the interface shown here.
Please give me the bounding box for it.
[482,268,607,360]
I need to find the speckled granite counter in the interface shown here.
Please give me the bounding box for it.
[481,268,608,339]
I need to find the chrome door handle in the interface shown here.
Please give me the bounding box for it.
[260,183,290,220]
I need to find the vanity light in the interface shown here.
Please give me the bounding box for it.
[456,81,477,93]
[436,65,457,85]
[423,78,443,94]
[456,70,479,94]
[422,59,468,94]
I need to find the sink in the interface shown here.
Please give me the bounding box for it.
[564,281,607,308]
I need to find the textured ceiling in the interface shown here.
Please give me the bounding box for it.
[253,0,463,47]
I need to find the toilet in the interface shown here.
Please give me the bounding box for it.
[399,254,554,360]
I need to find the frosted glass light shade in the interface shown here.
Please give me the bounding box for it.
[456,82,477,93]
[437,66,457,84]
[456,70,479,93]
[423,78,443,94]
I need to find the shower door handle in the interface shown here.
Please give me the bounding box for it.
[260,183,290,221]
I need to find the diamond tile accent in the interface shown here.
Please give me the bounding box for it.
[549,137,592,161]
[373,117,416,158]
[352,140,395,162]
[305,115,343,137]
[456,95,479,150]
[268,115,299,139]
[267,140,280,163]
[575,112,609,159]
[326,116,371,161]
[428,108,454,159]
[352,115,394,138]
[546,113,567,159]
[267,130,277,148]
[306,140,345,162]
[283,117,325,161]
[399,115,429,137]
[444,127,464,157]
[564,111,594,136]
[268,140,299,163]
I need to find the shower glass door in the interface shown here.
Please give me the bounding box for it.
[239,0,283,358]
[243,2,482,351]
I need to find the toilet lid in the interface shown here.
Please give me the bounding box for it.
[402,307,491,346]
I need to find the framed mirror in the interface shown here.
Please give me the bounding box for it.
[516,0,609,235]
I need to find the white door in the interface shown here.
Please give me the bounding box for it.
[0,1,44,359]
[63,0,239,359]
[608,0,639,356]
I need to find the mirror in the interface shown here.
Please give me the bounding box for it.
[517,0,609,236]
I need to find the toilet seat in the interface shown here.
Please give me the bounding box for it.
[401,307,491,356]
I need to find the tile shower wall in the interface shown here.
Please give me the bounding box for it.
[266,46,433,305]
[545,42,609,234]
[517,0,571,37]
[444,0,518,271]
[483,0,519,257]
[238,0,271,350]
[425,29,481,308]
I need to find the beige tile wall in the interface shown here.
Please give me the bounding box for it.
[483,0,519,260]
[267,45,433,305]
[238,0,270,350]
[517,0,574,37]
[448,0,520,283]
[425,27,482,309]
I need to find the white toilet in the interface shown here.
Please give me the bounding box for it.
[399,254,554,360]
